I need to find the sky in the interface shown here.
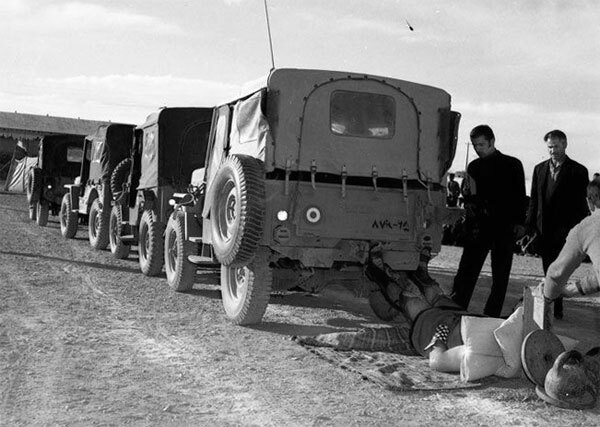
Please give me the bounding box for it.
[1,0,599,189]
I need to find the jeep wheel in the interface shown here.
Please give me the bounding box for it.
[220,249,271,325]
[36,201,49,226]
[28,205,37,221]
[27,167,42,204]
[88,198,109,249]
[110,158,131,200]
[109,205,130,259]
[138,209,164,276]
[211,155,265,267]
[165,211,197,292]
[60,194,78,239]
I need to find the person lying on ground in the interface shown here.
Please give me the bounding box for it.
[298,241,599,382]
[364,246,526,381]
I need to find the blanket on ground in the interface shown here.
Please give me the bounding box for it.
[293,326,484,391]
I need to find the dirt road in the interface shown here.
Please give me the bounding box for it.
[1,191,598,426]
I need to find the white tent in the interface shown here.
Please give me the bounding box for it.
[4,156,37,192]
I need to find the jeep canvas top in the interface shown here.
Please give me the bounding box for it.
[82,124,134,186]
[203,68,460,271]
[137,107,213,192]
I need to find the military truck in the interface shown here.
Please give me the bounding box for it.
[167,68,460,325]
[60,124,134,249]
[108,107,213,275]
[26,134,85,226]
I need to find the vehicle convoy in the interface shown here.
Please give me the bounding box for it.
[60,124,134,248]
[26,134,85,226]
[167,68,461,325]
[108,107,213,275]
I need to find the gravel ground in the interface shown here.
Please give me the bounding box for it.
[1,191,599,426]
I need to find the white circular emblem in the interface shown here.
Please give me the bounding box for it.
[306,207,321,224]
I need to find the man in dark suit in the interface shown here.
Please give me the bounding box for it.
[526,129,589,319]
[450,125,527,317]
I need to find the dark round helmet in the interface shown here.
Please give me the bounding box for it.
[584,347,600,392]
[544,350,597,410]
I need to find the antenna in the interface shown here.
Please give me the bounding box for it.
[263,0,275,70]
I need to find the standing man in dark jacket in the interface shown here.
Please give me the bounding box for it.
[451,125,527,317]
[525,129,589,319]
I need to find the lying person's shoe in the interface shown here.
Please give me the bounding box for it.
[423,323,450,352]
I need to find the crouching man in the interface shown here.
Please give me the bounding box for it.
[542,177,600,304]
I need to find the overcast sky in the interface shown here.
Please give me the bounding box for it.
[1,0,598,186]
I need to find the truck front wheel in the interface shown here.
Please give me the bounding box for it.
[165,211,197,292]
[88,198,109,250]
[220,249,271,325]
[138,209,164,276]
[109,205,130,259]
[36,201,49,226]
[60,194,78,238]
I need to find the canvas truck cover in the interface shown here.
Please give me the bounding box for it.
[38,134,85,178]
[137,108,213,191]
[86,124,134,183]
[228,90,270,161]
[264,68,457,184]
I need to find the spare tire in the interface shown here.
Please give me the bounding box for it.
[110,158,131,200]
[27,167,42,204]
[210,155,265,267]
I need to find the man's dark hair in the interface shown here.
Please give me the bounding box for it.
[470,125,495,141]
[544,129,567,142]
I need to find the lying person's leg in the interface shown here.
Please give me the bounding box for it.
[366,245,432,321]
[429,345,466,373]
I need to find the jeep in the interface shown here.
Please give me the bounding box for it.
[60,124,134,249]
[167,68,460,325]
[26,134,85,226]
[108,107,213,275]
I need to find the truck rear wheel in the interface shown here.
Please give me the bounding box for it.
[165,211,197,292]
[109,205,130,259]
[138,209,164,276]
[210,155,265,267]
[27,168,42,204]
[220,249,271,325]
[60,193,78,239]
[88,198,109,249]
[36,201,49,226]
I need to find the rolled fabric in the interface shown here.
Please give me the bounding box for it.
[493,307,524,378]
[459,315,504,381]
[461,352,504,382]
[460,316,504,356]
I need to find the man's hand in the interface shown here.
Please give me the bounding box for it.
[513,224,526,240]
[532,281,553,330]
